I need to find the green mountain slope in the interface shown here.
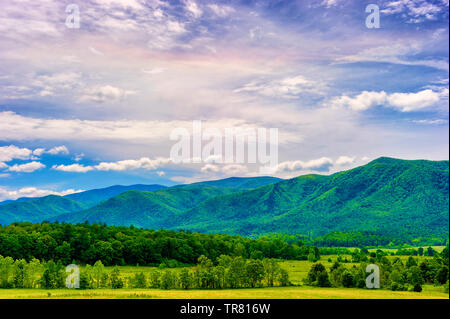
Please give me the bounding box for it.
[2,158,448,241]
[64,184,167,207]
[174,157,449,239]
[183,176,283,190]
[0,177,281,226]
[0,195,88,225]
[50,185,245,227]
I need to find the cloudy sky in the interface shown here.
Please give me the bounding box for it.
[0,0,448,200]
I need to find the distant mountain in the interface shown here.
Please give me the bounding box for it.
[1,160,448,241]
[49,176,282,226]
[0,195,88,225]
[49,157,448,241]
[64,184,167,208]
[174,157,449,239]
[1,177,281,226]
[0,197,39,206]
[183,176,283,190]
[0,184,166,225]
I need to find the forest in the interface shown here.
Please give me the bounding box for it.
[0,222,318,266]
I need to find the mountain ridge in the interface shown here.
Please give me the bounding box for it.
[1,158,448,242]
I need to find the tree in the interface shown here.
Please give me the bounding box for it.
[262,259,280,287]
[307,263,330,287]
[277,268,290,286]
[407,266,424,287]
[110,267,123,289]
[342,270,354,288]
[131,272,147,288]
[0,256,14,288]
[40,261,64,289]
[245,260,265,288]
[178,268,192,289]
[149,270,160,288]
[435,266,449,285]
[13,259,27,288]
[227,257,246,288]
[250,250,264,260]
[93,260,106,288]
[406,256,417,268]
[160,270,176,289]
[418,247,424,256]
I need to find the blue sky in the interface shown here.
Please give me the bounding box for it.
[0,0,448,200]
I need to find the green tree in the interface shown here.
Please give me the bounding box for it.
[178,268,192,289]
[160,270,176,289]
[245,260,265,288]
[110,266,123,289]
[341,270,354,288]
[277,268,290,286]
[435,266,449,285]
[93,260,106,288]
[262,259,280,287]
[131,272,147,288]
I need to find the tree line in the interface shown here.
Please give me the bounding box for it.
[305,247,449,293]
[0,222,320,266]
[0,254,290,290]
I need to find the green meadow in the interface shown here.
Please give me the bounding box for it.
[1,253,448,299]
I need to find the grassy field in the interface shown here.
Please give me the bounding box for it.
[0,254,448,299]
[0,285,447,299]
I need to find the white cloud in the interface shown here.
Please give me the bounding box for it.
[0,112,298,145]
[387,89,441,112]
[0,145,33,162]
[79,85,136,103]
[52,164,94,173]
[221,164,248,175]
[141,67,165,74]
[95,157,171,171]
[0,186,83,201]
[74,153,85,162]
[208,4,235,17]
[332,89,442,112]
[0,162,8,169]
[382,0,444,23]
[8,161,45,173]
[234,75,325,99]
[335,156,355,166]
[335,44,449,71]
[166,21,187,34]
[33,148,45,156]
[321,0,340,8]
[412,119,448,125]
[156,171,165,176]
[184,0,202,18]
[332,91,387,111]
[275,157,334,173]
[47,145,69,155]
[201,164,220,173]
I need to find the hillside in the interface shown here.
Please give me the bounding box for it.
[1,158,448,242]
[0,195,88,225]
[64,184,167,207]
[50,185,247,227]
[0,177,281,227]
[174,157,449,239]
[50,157,449,241]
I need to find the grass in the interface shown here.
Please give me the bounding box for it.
[0,285,447,299]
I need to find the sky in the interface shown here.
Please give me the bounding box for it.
[0,0,448,201]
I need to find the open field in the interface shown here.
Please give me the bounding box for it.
[0,285,447,299]
[1,254,447,299]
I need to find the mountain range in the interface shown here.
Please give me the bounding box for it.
[0,158,448,241]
